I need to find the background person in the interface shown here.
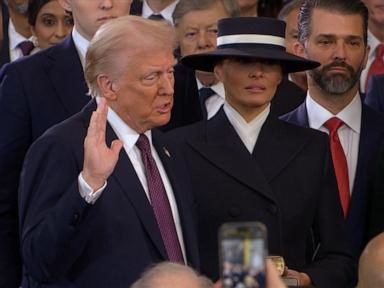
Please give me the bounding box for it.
[27,0,73,50]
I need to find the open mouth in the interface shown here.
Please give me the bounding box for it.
[156,102,172,113]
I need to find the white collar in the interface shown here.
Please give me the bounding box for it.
[72,28,90,68]
[306,92,361,134]
[142,0,179,23]
[8,18,31,50]
[367,29,381,60]
[224,102,270,153]
[196,79,225,99]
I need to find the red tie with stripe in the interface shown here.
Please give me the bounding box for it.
[324,117,350,218]
[136,134,184,263]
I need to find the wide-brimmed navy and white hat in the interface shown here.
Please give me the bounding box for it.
[181,17,319,73]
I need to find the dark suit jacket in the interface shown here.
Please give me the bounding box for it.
[281,102,384,257]
[364,74,384,113]
[170,109,355,288]
[19,100,199,287]
[160,64,202,131]
[130,0,143,16]
[0,2,10,67]
[163,68,306,132]
[0,34,89,287]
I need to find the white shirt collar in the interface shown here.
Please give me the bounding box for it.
[8,18,31,50]
[96,96,152,152]
[367,29,381,61]
[72,28,90,68]
[306,92,361,134]
[224,102,270,153]
[142,0,179,23]
[196,79,225,99]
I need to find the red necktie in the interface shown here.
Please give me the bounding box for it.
[18,40,35,56]
[136,134,184,263]
[366,43,384,91]
[324,117,350,218]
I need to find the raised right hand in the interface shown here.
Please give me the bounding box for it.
[82,98,123,191]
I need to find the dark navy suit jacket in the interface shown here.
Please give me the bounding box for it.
[19,100,199,287]
[281,101,384,258]
[0,34,89,287]
[170,109,355,288]
[364,74,384,113]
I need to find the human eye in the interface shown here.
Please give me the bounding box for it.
[184,30,197,39]
[41,15,57,27]
[64,16,74,26]
[207,27,218,35]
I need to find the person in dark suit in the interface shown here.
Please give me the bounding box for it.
[130,0,178,23]
[0,0,131,286]
[171,16,354,288]
[19,16,199,287]
[364,74,384,113]
[281,0,384,259]
[0,0,33,66]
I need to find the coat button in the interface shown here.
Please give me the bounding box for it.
[71,213,80,226]
[228,207,241,218]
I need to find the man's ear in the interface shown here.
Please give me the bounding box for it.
[58,0,72,12]
[293,41,305,58]
[97,75,118,101]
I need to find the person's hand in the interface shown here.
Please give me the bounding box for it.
[266,259,287,288]
[82,97,123,191]
[284,267,311,286]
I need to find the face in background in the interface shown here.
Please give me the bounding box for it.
[105,47,176,133]
[31,0,73,49]
[362,0,384,28]
[214,57,282,122]
[176,1,229,57]
[58,0,131,40]
[5,0,29,15]
[299,9,368,95]
[237,0,258,16]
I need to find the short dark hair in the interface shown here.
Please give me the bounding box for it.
[278,0,305,21]
[298,0,368,45]
[28,0,51,25]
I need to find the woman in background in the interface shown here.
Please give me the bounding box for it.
[28,0,73,50]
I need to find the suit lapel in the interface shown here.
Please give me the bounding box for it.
[44,35,90,116]
[188,110,276,204]
[152,129,199,266]
[253,116,310,182]
[81,102,168,259]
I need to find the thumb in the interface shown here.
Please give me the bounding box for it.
[111,139,123,155]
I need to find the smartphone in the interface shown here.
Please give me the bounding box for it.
[219,222,267,288]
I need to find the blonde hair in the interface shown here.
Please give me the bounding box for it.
[85,15,176,97]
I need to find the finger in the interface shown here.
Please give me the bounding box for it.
[86,111,100,145]
[96,98,108,142]
[110,139,123,156]
[266,259,286,288]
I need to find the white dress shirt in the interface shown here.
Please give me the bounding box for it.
[78,97,187,261]
[8,19,33,61]
[71,28,90,69]
[197,79,226,120]
[360,29,382,93]
[306,93,361,193]
[224,102,270,153]
[142,0,179,24]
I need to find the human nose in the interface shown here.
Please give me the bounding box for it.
[55,22,67,39]
[333,41,347,61]
[197,31,211,50]
[160,73,174,95]
[248,62,264,79]
[100,0,113,9]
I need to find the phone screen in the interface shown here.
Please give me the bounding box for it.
[219,222,267,288]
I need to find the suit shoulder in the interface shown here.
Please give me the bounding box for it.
[276,118,328,142]
[167,121,205,143]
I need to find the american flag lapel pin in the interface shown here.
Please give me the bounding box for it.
[163,147,171,158]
